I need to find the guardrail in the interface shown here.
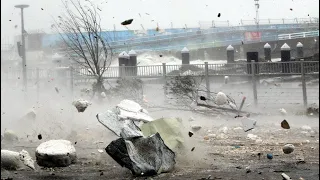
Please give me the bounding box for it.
[278,30,319,40]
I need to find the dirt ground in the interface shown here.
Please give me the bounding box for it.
[1,114,319,180]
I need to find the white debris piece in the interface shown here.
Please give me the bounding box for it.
[214,92,228,105]
[100,92,106,98]
[1,149,35,170]
[116,99,153,122]
[246,134,259,140]
[279,108,287,115]
[72,99,91,112]
[301,125,312,131]
[218,127,228,134]
[36,140,77,167]
[98,149,104,153]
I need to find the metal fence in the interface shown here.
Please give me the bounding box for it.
[1,61,318,107]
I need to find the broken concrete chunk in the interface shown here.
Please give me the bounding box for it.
[72,99,91,112]
[21,109,36,121]
[36,140,77,167]
[282,144,295,154]
[1,149,35,170]
[105,133,176,176]
[116,99,153,122]
[241,117,257,132]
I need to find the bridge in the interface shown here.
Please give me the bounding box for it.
[51,18,319,54]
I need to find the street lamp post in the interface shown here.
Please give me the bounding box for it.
[15,4,29,91]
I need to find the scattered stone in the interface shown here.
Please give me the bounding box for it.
[191,147,195,151]
[281,120,290,129]
[267,153,273,159]
[38,134,42,140]
[72,99,91,112]
[188,131,194,137]
[207,134,216,138]
[245,166,251,173]
[203,136,209,140]
[1,149,35,170]
[214,92,228,105]
[36,140,77,167]
[191,125,202,131]
[282,144,295,154]
[246,134,258,141]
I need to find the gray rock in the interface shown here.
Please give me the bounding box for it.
[282,144,295,154]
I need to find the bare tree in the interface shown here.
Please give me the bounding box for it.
[53,0,113,96]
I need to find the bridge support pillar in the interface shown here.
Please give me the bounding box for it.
[181,47,190,65]
[264,43,271,62]
[226,45,234,63]
[296,42,304,59]
[281,43,291,73]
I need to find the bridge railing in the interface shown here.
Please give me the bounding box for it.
[278,30,319,40]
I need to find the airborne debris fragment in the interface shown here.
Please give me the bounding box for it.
[38,134,42,140]
[55,87,59,93]
[191,147,195,151]
[217,13,221,17]
[188,131,194,137]
[72,99,91,112]
[267,153,273,159]
[281,120,290,129]
[121,19,133,25]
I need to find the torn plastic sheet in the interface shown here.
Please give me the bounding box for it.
[96,110,143,138]
[105,133,175,176]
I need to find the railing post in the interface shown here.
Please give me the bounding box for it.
[36,68,40,101]
[162,63,166,77]
[204,62,210,99]
[300,59,307,108]
[251,60,258,106]
[70,66,74,97]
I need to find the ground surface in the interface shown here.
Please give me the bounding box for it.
[1,114,319,180]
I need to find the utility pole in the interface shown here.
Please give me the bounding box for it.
[15,4,29,91]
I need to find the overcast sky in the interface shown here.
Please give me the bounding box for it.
[1,0,319,43]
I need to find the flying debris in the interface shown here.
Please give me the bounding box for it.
[217,13,221,17]
[41,8,44,10]
[145,13,150,15]
[281,120,290,129]
[55,87,59,93]
[121,19,133,25]
[97,7,102,11]
[14,25,18,28]
[290,8,293,11]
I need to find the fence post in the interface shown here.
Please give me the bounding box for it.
[300,59,307,108]
[204,62,210,99]
[251,60,258,106]
[36,68,40,101]
[162,63,167,77]
[70,66,74,97]
[162,63,167,95]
